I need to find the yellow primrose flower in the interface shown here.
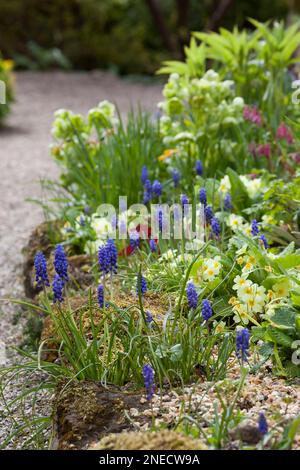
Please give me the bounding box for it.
[242,262,254,273]
[229,296,239,306]
[273,281,289,298]
[233,305,250,325]
[238,283,254,302]
[233,275,250,290]
[237,256,244,265]
[214,321,226,334]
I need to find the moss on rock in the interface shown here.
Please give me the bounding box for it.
[91,430,207,450]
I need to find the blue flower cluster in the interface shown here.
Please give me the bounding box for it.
[201,299,213,321]
[145,310,153,323]
[34,251,50,288]
[142,364,155,400]
[149,239,156,253]
[130,231,140,250]
[98,239,118,276]
[52,274,65,303]
[52,244,69,303]
[258,412,268,435]
[204,205,214,224]
[211,217,221,237]
[236,328,250,363]
[141,166,163,203]
[260,234,268,249]
[171,169,180,187]
[97,284,104,308]
[199,187,207,206]
[195,159,203,176]
[186,282,198,309]
[251,219,260,236]
[54,244,69,282]
[137,274,147,296]
[224,193,232,211]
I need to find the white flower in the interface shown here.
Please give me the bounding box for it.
[91,216,113,239]
[202,257,222,281]
[233,275,250,291]
[227,213,244,231]
[273,281,290,298]
[219,175,231,194]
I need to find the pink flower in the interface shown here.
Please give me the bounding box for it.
[257,143,271,159]
[276,123,294,145]
[243,106,262,126]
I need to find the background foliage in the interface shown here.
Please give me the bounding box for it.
[0,0,296,74]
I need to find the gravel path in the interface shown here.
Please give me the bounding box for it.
[0,71,162,447]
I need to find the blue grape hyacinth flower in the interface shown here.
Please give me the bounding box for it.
[137,274,147,296]
[97,284,104,308]
[195,159,203,176]
[204,205,214,224]
[258,412,268,435]
[34,251,50,288]
[54,244,69,282]
[52,274,64,303]
[152,180,162,197]
[149,239,156,253]
[199,187,207,206]
[202,299,213,321]
[236,328,250,363]
[141,165,148,185]
[142,364,155,400]
[172,169,180,187]
[224,193,233,211]
[211,217,221,238]
[251,219,260,236]
[260,234,268,249]
[186,282,198,310]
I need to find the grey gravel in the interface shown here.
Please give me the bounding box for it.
[0,71,162,448]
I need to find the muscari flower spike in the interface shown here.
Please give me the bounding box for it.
[130,231,140,250]
[141,165,148,185]
[199,188,207,206]
[195,159,203,176]
[204,205,214,224]
[143,190,152,204]
[97,284,104,308]
[186,282,198,310]
[34,251,50,288]
[106,239,118,274]
[258,412,268,436]
[236,328,250,363]
[260,234,268,249]
[152,180,162,197]
[149,239,156,253]
[145,310,153,323]
[142,364,155,401]
[137,273,147,296]
[224,193,233,211]
[181,194,189,208]
[54,244,69,282]
[202,299,213,321]
[251,219,260,236]
[52,274,64,303]
[172,169,180,187]
[98,244,110,275]
[211,217,221,238]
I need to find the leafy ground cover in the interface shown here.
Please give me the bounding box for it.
[1,20,300,450]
